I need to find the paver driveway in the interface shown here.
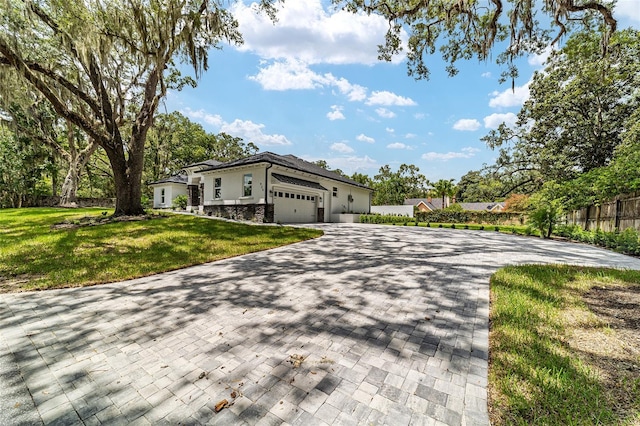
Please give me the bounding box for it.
[2,224,640,426]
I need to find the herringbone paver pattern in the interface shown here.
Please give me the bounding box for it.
[2,224,640,425]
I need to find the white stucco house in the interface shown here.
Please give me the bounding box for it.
[151,152,373,223]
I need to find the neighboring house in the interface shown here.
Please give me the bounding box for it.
[149,175,187,208]
[458,202,505,212]
[404,198,505,212]
[151,152,373,223]
[405,197,445,212]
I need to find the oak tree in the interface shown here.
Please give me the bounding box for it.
[0,0,271,215]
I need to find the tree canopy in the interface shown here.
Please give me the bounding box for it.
[336,0,618,81]
[0,0,272,215]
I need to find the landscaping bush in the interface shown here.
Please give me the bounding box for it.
[414,210,523,225]
[172,195,188,210]
[553,225,640,256]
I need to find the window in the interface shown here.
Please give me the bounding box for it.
[296,194,301,199]
[306,195,310,200]
[332,187,338,197]
[285,193,290,198]
[278,191,283,198]
[243,174,252,197]
[311,196,315,202]
[214,177,222,199]
[161,188,165,204]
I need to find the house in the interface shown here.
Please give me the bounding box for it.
[405,197,446,212]
[404,197,505,212]
[152,152,373,223]
[458,202,505,212]
[149,175,187,208]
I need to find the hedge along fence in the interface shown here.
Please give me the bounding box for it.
[360,211,525,225]
[414,210,525,225]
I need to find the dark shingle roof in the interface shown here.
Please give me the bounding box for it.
[149,175,187,185]
[404,198,442,210]
[272,173,328,191]
[184,159,223,169]
[458,202,505,211]
[200,152,372,190]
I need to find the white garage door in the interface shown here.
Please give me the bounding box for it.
[274,190,317,223]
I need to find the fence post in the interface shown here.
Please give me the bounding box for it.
[615,198,622,231]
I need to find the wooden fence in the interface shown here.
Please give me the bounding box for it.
[563,191,640,232]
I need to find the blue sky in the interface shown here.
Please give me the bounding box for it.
[165,0,640,183]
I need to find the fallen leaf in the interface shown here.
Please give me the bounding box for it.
[214,399,229,413]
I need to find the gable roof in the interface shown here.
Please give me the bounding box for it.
[200,152,372,190]
[404,198,444,210]
[149,175,187,185]
[458,202,505,211]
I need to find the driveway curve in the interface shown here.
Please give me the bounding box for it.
[2,224,640,426]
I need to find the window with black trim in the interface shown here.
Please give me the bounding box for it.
[243,174,252,197]
[161,188,165,204]
[214,177,222,199]
[332,187,338,197]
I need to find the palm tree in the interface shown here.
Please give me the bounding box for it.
[431,179,457,208]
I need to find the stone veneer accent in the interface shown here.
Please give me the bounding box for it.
[204,203,274,223]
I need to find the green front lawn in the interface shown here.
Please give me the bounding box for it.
[0,208,322,292]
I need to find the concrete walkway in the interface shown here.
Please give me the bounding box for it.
[2,224,640,426]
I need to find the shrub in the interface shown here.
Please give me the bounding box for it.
[172,195,188,210]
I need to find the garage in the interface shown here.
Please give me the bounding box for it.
[274,189,317,223]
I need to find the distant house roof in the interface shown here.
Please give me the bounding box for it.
[458,202,505,212]
[200,152,372,190]
[404,198,505,212]
[404,198,444,210]
[272,173,328,191]
[149,175,187,186]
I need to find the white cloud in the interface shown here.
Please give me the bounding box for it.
[181,108,223,127]
[452,119,481,131]
[375,108,396,118]
[356,133,375,143]
[484,112,518,129]
[232,0,407,65]
[249,59,367,102]
[489,80,531,108]
[405,133,417,139]
[528,46,554,66]
[481,72,492,78]
[327,105,345,121]
[421,147,480,161]
[386,127,395,134]
[183,108,291,146]
[330,142,354,153]
[614,0,640,22]
[221,119,292,146]
[366,91,417,106]
[414,113,426,120]
[387,142,409,149]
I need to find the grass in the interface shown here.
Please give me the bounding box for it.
[0,208,323,292]
[489,265,640,425]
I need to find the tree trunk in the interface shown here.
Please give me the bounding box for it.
[59,130,98,207]
[104,136,146,217]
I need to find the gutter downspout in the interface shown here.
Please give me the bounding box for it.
[265,162,273,221]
